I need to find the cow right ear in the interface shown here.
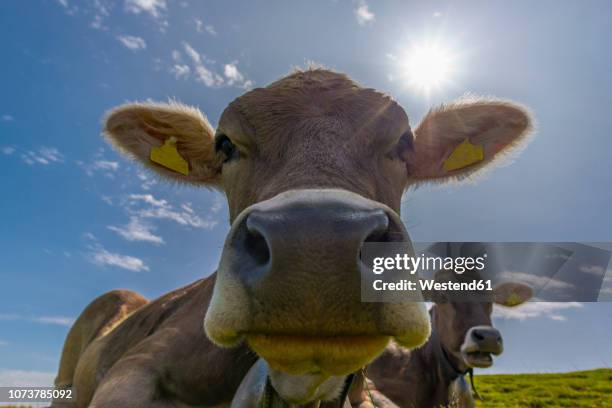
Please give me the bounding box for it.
[493,282,533,307]
[405,99,532,183]
[104,101,223,186]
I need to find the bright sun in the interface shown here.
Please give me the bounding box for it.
[399,42,454,95]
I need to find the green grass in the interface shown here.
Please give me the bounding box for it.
[473,368,612,408]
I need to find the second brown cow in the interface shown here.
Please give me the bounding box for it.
[349,269,533,408]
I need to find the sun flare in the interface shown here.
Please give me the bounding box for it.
[398,42,454,95]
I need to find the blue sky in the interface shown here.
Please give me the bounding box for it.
[1,0,611,386]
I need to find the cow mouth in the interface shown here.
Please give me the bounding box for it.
[463,350,494,368]
[246,333,390,376]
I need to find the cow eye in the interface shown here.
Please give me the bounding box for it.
[215,134,239,163]
[387,130,414,161]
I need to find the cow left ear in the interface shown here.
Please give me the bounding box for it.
[493,282,533,307]
[405,99,533,182]
[104,101,222,186]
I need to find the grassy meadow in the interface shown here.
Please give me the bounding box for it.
[474,369,612,408]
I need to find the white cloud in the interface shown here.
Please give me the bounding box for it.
[98,192,218,253]
[170,64,190,79]
[1,146,15,155]
[183,42,201,64]
[117,35,147,51]
[598,269,612,300]
[1,114,14,122]
[497,271,574,291]
[599,286,612,295]
[195,65,223,87]
[355,3,375,26]
[83,232,98,241]
[129,193,166,207]
[493,302,583,321]
[181,42,223,86]
[55,0,78,16]
[181,203,194,214]
[21,147,64,166]
[224,62,253,89]
[101,195,113,205]
[91,16,103,29]
[0,369,55,387]
[136,170,157,190]
[127,193,218,229]
[108,216,164,245]
[89,0,111,30]
[176,42,251,88]
[33,316,75,327]
[139,204,217,229]
[93,160,119,171]
[90,14,106,30]
[211,195,224,213]
[78,159,120,177]
[0,313,74,327]
[89,246,149,272]
[125,0,166,18]
[195,19,216,35]
[171,49,182,62]
[580,265,605,275]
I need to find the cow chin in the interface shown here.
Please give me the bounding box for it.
[461,350,494,368]
[247,334,390,376]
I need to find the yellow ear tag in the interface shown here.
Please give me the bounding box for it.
[504,293,523,307]
[150,137,189,176]
[443,138,484,172]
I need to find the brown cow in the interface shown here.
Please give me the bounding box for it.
[348,269,533,408]
[52,68,532,407]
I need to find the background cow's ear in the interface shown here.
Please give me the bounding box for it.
[405,98,533,182]
[493,282,533,307]
[104,101,222,186]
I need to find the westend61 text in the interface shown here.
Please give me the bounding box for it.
[373,279,493,292]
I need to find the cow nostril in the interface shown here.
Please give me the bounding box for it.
[363,212,405,244]
[243,229,270,266]
[473,331,485,341]
[364,227,389,243]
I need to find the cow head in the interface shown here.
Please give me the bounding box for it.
[104,69,532,402]
[428,269,533,373]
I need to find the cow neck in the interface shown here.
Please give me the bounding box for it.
[430,307,483,401]
[429,306,465,381]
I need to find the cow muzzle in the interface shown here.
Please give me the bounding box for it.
[205,189,430,378]
[460,325,503,368]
